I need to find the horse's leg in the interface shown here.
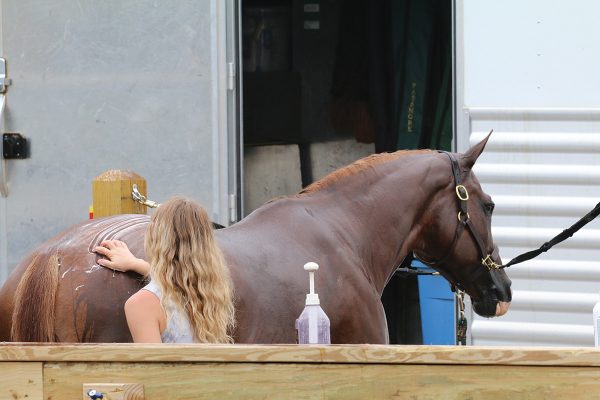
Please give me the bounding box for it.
[57,267,143,343]
[332,299,389,344]
[50,248,144,343]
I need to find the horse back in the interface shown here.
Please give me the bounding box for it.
[0,215,149,342]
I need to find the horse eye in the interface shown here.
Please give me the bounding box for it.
[484,202,495,214]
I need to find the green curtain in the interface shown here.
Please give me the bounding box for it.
[393,0,452,151]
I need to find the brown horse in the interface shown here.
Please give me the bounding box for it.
[0,135,511,343]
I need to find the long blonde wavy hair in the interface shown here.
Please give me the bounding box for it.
[145,196,235,343]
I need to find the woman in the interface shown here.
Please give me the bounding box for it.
[94,196,235,343]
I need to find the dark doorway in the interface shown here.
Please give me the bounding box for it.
[241,0,453,344]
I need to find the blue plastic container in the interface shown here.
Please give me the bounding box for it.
[412,259,455,345]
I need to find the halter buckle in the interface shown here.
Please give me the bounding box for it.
[456,185,469,201]
[458,211,470,222]
[482,254,500,270]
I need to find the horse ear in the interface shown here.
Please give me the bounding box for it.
[460,130,493,170]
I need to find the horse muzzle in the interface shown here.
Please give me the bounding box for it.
[472,284,512,318]
[495,301,510,317]
[472,297,511,318]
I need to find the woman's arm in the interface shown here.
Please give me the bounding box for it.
[124,290,165,343]
[94,239,150,276]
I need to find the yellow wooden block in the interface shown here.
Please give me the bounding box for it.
[92,170,148,218]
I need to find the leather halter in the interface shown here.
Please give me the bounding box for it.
[414,151,500,291]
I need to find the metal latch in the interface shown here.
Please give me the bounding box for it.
[3,133,29,159]
[0,58,12,94]
[131,184,159,208]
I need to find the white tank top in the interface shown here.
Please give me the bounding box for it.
[142,280,195,343]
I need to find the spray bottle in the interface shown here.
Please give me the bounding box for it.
[593,290,600,347]
[295,262,331,344]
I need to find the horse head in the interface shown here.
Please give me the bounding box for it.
[413,133,512,318]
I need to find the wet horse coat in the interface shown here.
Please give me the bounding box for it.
[0,136,512,343]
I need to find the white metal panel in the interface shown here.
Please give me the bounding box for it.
[462,0,600,109]
[456,0,600,346]
[473,320,592,347]
[464,112,600,347]
[0,1,232,284]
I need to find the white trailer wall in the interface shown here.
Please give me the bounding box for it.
[456,0,600,346]
[0,1,236,284]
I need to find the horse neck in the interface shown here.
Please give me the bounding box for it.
[307,152,444,294]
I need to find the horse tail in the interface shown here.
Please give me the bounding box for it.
[11,252,60,342]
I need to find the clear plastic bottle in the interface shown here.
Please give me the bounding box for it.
[593,291,600,347]
[296,262,331,344]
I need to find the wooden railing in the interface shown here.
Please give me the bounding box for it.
[2,344,600,399]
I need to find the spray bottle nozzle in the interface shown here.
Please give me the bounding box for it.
[304,262,320,305]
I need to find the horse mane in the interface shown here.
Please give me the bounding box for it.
[299,148,432,195]
[11,252,60,341]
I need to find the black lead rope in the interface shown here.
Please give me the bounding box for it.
[499,200,600,269]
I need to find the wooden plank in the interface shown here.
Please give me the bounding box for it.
[0,361,43,400]
[43,361,600,400]
[2,344,600,366]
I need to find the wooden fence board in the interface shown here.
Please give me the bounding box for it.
[0,361,42,400]
[2,344,600,366]
[42,362,600,400]
[2,345,600,400]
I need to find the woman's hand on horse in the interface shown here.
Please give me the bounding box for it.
[94,240,150,277]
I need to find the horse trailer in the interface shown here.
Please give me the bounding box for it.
[0,0,599,347]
